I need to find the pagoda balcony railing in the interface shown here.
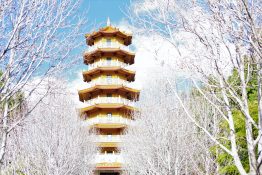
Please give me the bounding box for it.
[88,43,133,53]
[87,78,129,87]
[84,96,135,107]
[84,116,131,126]
[95,153,123,164]
[78,78,136,93]
[87,60,129,70]
[95,135,121,143]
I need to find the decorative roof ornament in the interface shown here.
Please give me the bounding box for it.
[85,17,132,46]
[107,17,111,26]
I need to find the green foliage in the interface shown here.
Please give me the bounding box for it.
[0,70,24,117]
[216,109,252,174]
[214,64,258,174]
[16,170,26,175]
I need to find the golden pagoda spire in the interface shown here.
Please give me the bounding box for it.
[107,17,111,26]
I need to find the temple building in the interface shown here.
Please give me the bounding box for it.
[78,19,140,175]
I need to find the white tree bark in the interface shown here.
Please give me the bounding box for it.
[128,0,262,174]
[2,80,96,174]
[0,0,86,166]
[123,74,217,175]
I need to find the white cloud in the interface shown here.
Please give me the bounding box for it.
[116,20,183,88]
[131,0,177,14]
[22,76,77,110]
[127,0,237,83]
[68,8,237,104]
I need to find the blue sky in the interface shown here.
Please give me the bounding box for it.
[67,0,131,81]
[81,0,130,27]
[68,0,194,93]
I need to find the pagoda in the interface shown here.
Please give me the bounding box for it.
[78,19,140,175]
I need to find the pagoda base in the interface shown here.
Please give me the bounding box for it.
[94,170,122,175]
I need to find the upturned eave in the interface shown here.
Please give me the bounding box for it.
[78,85,140,102]
[83,48,135,65]
[86,26,132,46]
[80,104,138,115]
[82,67,135,82]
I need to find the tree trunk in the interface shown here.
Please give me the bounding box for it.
[0,102,9,167]
[240,65,257,174]
[245,118,257,174]
[220,79,247,175]
[257,63,262,174]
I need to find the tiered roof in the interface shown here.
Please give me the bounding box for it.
[85,26,132,46]
[83,48,135,65]
[80,104,138,115]
[82,67,135,82]
[78,85,140,102]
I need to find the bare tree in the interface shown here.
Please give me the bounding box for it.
[0,0,86,165]
[122,74,218,175]
[128,0,262,174]
[1,80,96,175]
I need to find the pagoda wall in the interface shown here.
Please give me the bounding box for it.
[85,111,129,119]
[94,37,125,45]
[93,57,125,63]
[91,74,128,81]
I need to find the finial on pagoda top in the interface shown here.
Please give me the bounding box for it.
[107,17,111,26]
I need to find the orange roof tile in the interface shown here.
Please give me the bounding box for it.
[83,48,135,65]
[82,67,135,82]
[86,26,132,46]
[78,84,140,102]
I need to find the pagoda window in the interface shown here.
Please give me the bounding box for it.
[107,113,112,119]
[106,57,112,66]
[106,38,111,46]
[107,134,112,141]
[106,75,112,83]
[107,94,112,97]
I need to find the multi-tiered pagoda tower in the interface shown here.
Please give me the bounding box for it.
[78,19,139,175]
